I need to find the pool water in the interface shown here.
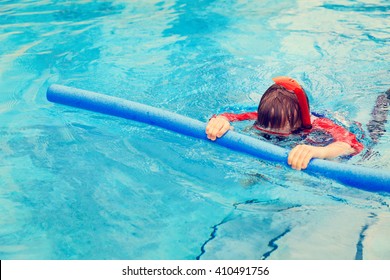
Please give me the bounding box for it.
[1,0,389,260]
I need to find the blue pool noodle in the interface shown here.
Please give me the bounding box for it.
[47,84,390,193]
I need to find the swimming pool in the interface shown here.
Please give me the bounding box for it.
[0,0,389,260]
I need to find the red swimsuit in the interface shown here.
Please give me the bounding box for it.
[218,112,364,155]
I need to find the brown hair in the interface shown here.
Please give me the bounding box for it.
[256,84,305,132]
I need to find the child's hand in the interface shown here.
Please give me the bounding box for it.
[287,145,325,170]
[287,142,354,170]
[206,116,231,141]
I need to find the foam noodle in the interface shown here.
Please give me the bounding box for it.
[47,84,390,193]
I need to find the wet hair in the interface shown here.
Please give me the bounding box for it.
[256,84,306,132]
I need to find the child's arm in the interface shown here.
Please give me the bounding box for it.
[206,112,257,141]
[288,117,363,170]
[287,142,355,170]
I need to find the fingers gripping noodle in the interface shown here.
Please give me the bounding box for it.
[47,84,390,193]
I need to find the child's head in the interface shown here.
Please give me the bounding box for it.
[255,77,311,135]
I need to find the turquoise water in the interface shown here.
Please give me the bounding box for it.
[1,0,389,260]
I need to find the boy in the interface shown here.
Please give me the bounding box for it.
[206,76,364,170]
